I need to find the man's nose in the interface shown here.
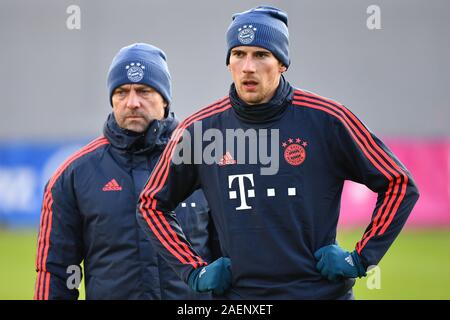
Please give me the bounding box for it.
[126,90,140,108]
[242,56,256,73]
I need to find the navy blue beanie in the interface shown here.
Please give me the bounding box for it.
[107,43,172,106]
[226,6,290,68]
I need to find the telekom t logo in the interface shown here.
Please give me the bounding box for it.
[228,174,255,210]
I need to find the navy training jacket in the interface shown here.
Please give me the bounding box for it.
[137,78,419,299]
[35,112,216,300]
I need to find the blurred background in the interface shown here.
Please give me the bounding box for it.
[0,0,449,299]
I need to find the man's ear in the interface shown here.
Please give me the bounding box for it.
[280,64,287,73]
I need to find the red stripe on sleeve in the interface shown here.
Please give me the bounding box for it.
[293,90,408,252]
[144,101,232,265]
[34,137,109,300]
[138,98,231,268]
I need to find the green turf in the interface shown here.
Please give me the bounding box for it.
[0,228,85,300]
[1,228,449,300]
[337,228,450,299]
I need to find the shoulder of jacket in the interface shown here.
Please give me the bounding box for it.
[290,88,352,122]
[47,136,109,189]
[180,95,232,130]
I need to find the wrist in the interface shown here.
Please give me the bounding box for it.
[350,250,367,277]
[187,267,202,290]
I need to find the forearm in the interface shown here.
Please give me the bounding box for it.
[356,177,420,267]
[136,206,207,282]
[35,269,80,300]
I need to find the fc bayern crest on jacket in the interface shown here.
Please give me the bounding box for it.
[282,137,308,166]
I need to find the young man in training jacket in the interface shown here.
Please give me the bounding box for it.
[137,7,419,299]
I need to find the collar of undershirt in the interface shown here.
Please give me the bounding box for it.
[229,75,293,124]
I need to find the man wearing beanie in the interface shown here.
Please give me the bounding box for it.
[34,43,218,300]
[138,6,419,299]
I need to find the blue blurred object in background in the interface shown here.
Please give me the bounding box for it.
[0,141,87,227]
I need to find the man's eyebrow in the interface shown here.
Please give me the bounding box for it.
[114,85,151,92]
[254,49,271,54]
[114,85,130,92]
[134,85,152,90]
[231,48,271,54]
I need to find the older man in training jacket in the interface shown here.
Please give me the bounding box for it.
[34,43,217,300]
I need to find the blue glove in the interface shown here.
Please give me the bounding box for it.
[188,257,232,295]
[314,245,366,282]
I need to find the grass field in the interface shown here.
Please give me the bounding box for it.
[1,228,449,300]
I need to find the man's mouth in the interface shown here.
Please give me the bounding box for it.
[126,115,144,120]
[242,80,259,91]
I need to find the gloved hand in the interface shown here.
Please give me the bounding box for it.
[314,245,366,282]
[188,257,232,295]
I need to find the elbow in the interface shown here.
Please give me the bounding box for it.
[407,177,420,203]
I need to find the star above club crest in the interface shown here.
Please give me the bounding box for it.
[282,142,287,148]
[295,138,301,143]
[302,141,308,147]
[288,138,293,144]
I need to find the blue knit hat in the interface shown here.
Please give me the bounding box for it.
[107,43,172,106]
[226,6,290,68]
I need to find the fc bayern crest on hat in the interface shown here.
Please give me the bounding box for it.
[125,62,145,82]
[238,25,257,44]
